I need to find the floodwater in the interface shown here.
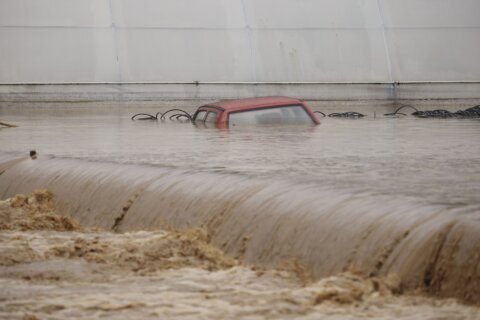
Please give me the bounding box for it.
[1,103,480,207]
[1,102,480,319]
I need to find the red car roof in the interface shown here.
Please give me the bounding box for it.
[205,96,304,112]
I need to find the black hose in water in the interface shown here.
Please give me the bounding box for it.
[131,113,158,120]
[327,112,365,118]
[313,111,326,117]
[159,109,193,121]
[384,104,480,118]
[313,110,365,118]
[384,105,419,117]
[133,105,480,123]
[131,109,193,122]
[412,105,480,118]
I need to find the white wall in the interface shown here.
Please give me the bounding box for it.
[0,0,479,83]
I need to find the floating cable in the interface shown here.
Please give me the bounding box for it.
[313,111,326,117]
[412,105,480,118]
[313,104,480,119]
[159,109,193,121]
[383,104,480,118]
[131,109,193,122]
[132,104,480,123]
[130,113,158,120]
[384,105,419,117]
[327,112,365,118]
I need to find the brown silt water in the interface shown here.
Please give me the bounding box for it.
[0,102,480,319]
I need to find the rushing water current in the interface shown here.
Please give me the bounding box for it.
[1,102,480,319]
[1,103,480,208]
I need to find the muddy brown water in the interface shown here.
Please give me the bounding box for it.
[0,103,480,318]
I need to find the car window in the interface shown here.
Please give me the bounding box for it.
[205,111,218,123]
[194,110,207,122]
[228,105,314,126]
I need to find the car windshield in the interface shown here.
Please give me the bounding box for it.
[228,105,315,126]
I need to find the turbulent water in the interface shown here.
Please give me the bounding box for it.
[1,102,480,319]
[1,190,479,320]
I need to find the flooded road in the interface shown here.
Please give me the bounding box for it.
[1,102,480,318]
[1,103,479,207]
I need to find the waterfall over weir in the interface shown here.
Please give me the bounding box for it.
[0,154,479,304]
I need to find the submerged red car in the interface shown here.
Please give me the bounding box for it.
[193,96,320,128]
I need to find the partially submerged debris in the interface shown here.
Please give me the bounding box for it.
[0,121,17,128]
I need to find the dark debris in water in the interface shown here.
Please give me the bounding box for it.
[131,109,193,122]
[131,105,480,123]
[385,105,480,119]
